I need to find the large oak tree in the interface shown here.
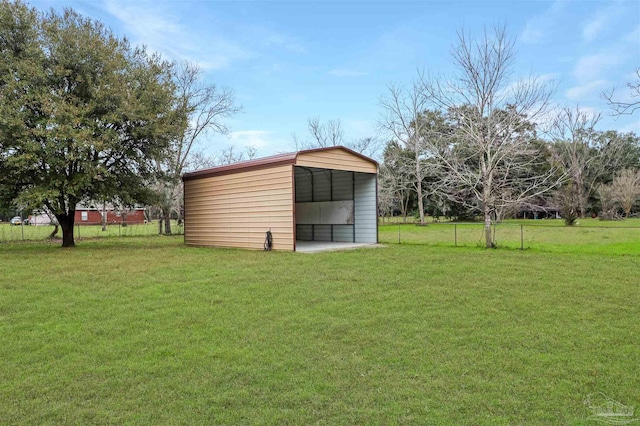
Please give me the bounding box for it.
[0,1,181,247]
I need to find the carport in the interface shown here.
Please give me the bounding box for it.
[182,146,378,251]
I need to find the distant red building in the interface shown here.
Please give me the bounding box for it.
[74,207,146,225]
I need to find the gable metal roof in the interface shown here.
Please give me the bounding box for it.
[182,146,378,181]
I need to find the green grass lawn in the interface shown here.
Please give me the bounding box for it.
[380,218,640,255]
[0,221,182,242]
[1,235,639,424]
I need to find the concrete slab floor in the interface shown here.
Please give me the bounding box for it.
[295,241,382,253]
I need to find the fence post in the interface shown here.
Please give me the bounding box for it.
[119,223,121,237]
[398,222,401,244]
[520,225,524,250]
[77,223,80,238]
[454,224,457,247]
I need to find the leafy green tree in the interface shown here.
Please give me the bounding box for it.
[0,1,181,247]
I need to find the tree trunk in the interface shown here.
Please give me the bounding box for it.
[55,212,76,248]
[158,218,163,235]
[48,224,59,239]
[163,209,172,234]
[416,161,425,225]
[484,206,493,248]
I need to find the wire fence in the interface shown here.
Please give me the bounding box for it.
[378,220,640,254]
[0,221,183,243]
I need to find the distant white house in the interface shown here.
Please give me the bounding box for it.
[27,211,55,226]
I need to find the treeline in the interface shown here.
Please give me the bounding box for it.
[374,26,639,247]
[379,123,640,224]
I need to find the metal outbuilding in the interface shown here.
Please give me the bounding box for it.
[182,146,378,251]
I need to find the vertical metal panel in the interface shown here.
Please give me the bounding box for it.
[312,169,331,201]
[352,171,356,242]
[332,225,353,242]
[313,224,332,241]
[354,172,377,243]
[296,224,313,241]
[295,167,313,202]
[331,170,353,200]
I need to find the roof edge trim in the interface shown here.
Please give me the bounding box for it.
[182,146,377,181]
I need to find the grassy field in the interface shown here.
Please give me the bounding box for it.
[1,231,639,424]
[380,218,640,255]
[0,221,182,242]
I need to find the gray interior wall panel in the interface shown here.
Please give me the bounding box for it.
[296,224,312,241]
[332,170,353,200]
[295,168,313,202]
[312,170,331,201]
[333,225,353,242]
[313,225,332,241]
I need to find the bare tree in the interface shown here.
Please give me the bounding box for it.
[597,184,618,220]
[612,168,640,217]
[293,117,381,158]
[603,68,640,116]
[377,165,397,223]
[213,145,257,165]
[548,107,602,221]
[548,107,638,222]
[308,117,344,147]
[155,61,241,234]
[379,82,440,225]
[419,25,560,247]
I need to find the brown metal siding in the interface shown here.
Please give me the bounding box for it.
[296,149,378,173]
[184,165,294,250]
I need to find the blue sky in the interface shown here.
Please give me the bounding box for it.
[33,0,640,158]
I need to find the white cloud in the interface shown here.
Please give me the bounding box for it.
[100,3,307,72]
[573,53,624,82]
[582,2,625,42]
[521,0,565,44]
[329,69,369,77]
[575,105,601,120]
[100,0,251,70]
[565,79,608,101]
[617,120,640,134]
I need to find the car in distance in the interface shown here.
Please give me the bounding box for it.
[10,216,22,225]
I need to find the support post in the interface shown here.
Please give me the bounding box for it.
[352,172,357,243]
[454,224,457,247]
[520,225,524,250]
